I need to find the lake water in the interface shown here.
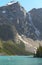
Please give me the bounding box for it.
[0,56,42,65]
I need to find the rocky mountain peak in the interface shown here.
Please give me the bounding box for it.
[0,1,42,53]
[0,1,42,41]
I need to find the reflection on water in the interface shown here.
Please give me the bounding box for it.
[0,56,42,65]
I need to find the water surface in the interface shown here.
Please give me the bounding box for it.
[0,56,42,65]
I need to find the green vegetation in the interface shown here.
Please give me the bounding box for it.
[34,45,42,57]
[0,40,31,55]
[0,24,32,55]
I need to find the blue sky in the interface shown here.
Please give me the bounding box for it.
[0,0,42,11]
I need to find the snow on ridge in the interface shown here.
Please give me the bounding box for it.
[7,1,16,5]
[7,2,14,5]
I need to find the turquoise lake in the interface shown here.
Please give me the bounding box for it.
[0,56,42,65]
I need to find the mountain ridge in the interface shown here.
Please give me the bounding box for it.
[0,1,42,54]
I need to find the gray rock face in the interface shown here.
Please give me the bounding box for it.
[29,8,42,40]
[0,2,42,40]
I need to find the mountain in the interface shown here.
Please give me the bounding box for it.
[29,8,42,40]
[0,1,42,54]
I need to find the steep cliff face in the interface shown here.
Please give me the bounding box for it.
[29,8,42,40]
[0,2,26,41]
[0,2,27,40]
[24,8,42,40]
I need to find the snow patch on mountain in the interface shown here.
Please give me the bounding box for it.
[7,1,16,5]
[17,19,19,24]
[35,30,40,37]
[2,10,6,13]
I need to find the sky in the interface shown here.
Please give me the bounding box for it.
[0,0,42,12]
